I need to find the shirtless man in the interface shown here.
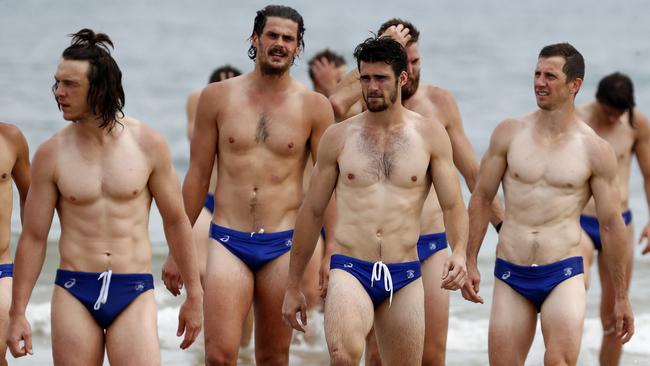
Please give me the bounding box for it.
[6,29,203,364]
[178,5,334,364]
[576,72,650,365]
[462,43,634,365]
[329,19,502,365]
[282,36,468,366]
[0,123,30,366]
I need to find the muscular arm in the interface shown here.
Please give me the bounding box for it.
[591,140,629,295]
[436,89,503,225]
[289,125,342,289]
[9,143,57,317]
[590,138,634,342]
[429,122,468,254]
[148,132,203,298]
[632,111,650,252]
[308,95,337,254]
[182,85,219,225]
[8,126,31,222]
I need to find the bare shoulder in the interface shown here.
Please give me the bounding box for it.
[124,116,169,152]
[411,108,447,141]
[31,133,60,174]
[0,122,27,146]
[423,84,457,107]
[632,108,650,139]
[582,126,617,177]
[489,115,527,153]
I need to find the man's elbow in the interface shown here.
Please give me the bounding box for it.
[328,95,346,120]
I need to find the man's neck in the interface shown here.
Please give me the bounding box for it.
[368,103,404,128]
[252,65,293,92]
[536,103,577,135]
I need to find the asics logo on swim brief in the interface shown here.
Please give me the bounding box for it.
[501,271,511,280]
[220,235,230,243]
[406,270,415,279]
[64,279,76,288]
[428,242,437,251]
[135,282,145,291]
[564,267,572,276]
[343,262,353,268]
[285,239,292,247]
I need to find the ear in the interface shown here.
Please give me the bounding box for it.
[399,70,408,87]
[569,77,583,95]
[251,32,259,49]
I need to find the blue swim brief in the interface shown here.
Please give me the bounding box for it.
[580,210,632,251]
[417,232,448,263]
[494,256,584,312]
[330,254,421,307]
[204,193,215,214]
[210,223,293,272]
[55,269,154,329]
[0,263,13,279]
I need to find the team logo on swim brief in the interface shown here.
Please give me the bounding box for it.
[135,282,145,291]
[563,267,573,276]
[344,262,354,268]
[285,239,292,247]
[64,278,76,288]
[220,235,230,243]
[406,270,415,279]
[501,271,511,280]
[428,242,437,251]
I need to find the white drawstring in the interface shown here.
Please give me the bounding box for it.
[94,270,112,310]
[371,261,393,306]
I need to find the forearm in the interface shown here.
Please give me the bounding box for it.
[329,70,361,120]
[442,200,469,254]
[644,178,650,217]
[287,207,324,289]
[182,167,211,226]
[601,219,630,298]
[10,234,47,316]
[466,194,492,264]
[164,218,203,297]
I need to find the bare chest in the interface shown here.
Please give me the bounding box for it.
[56,144,151,204]
[507,134,590,189]
[339,128,430,188]
[218,100,311,158]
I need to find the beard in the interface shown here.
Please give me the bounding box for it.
[401,71,420,100]
[259,45,294,76]
[365,82,399,112]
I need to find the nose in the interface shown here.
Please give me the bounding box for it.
[54,83,65,98]
[407,63,415,75]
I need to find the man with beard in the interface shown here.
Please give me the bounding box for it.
[462,43,634,365]
[329,19,502,365]
[282,36,468,366]
[0,123,30,366]
[176,5,335,364]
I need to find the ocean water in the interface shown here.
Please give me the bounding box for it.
[2,0,650,364]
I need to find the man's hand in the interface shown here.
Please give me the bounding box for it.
[311,58,340,97]
[379,24,411,47]
[282,286,308,333]
[162,255,183,296]
[639,222,650,254]
[441,251,467,290]
[7,314,33,358]
[177,294,203,349]
[461,260,484,303]
[614,296,635,344]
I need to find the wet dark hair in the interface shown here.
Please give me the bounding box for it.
[208,65,242,83]
[596,72,636,126]
[538,42,585,82]
[354,36,407,77]
[248,5,305,61]
[377,18,420,46]
[54,28,125,132]
[307,49,346,81]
